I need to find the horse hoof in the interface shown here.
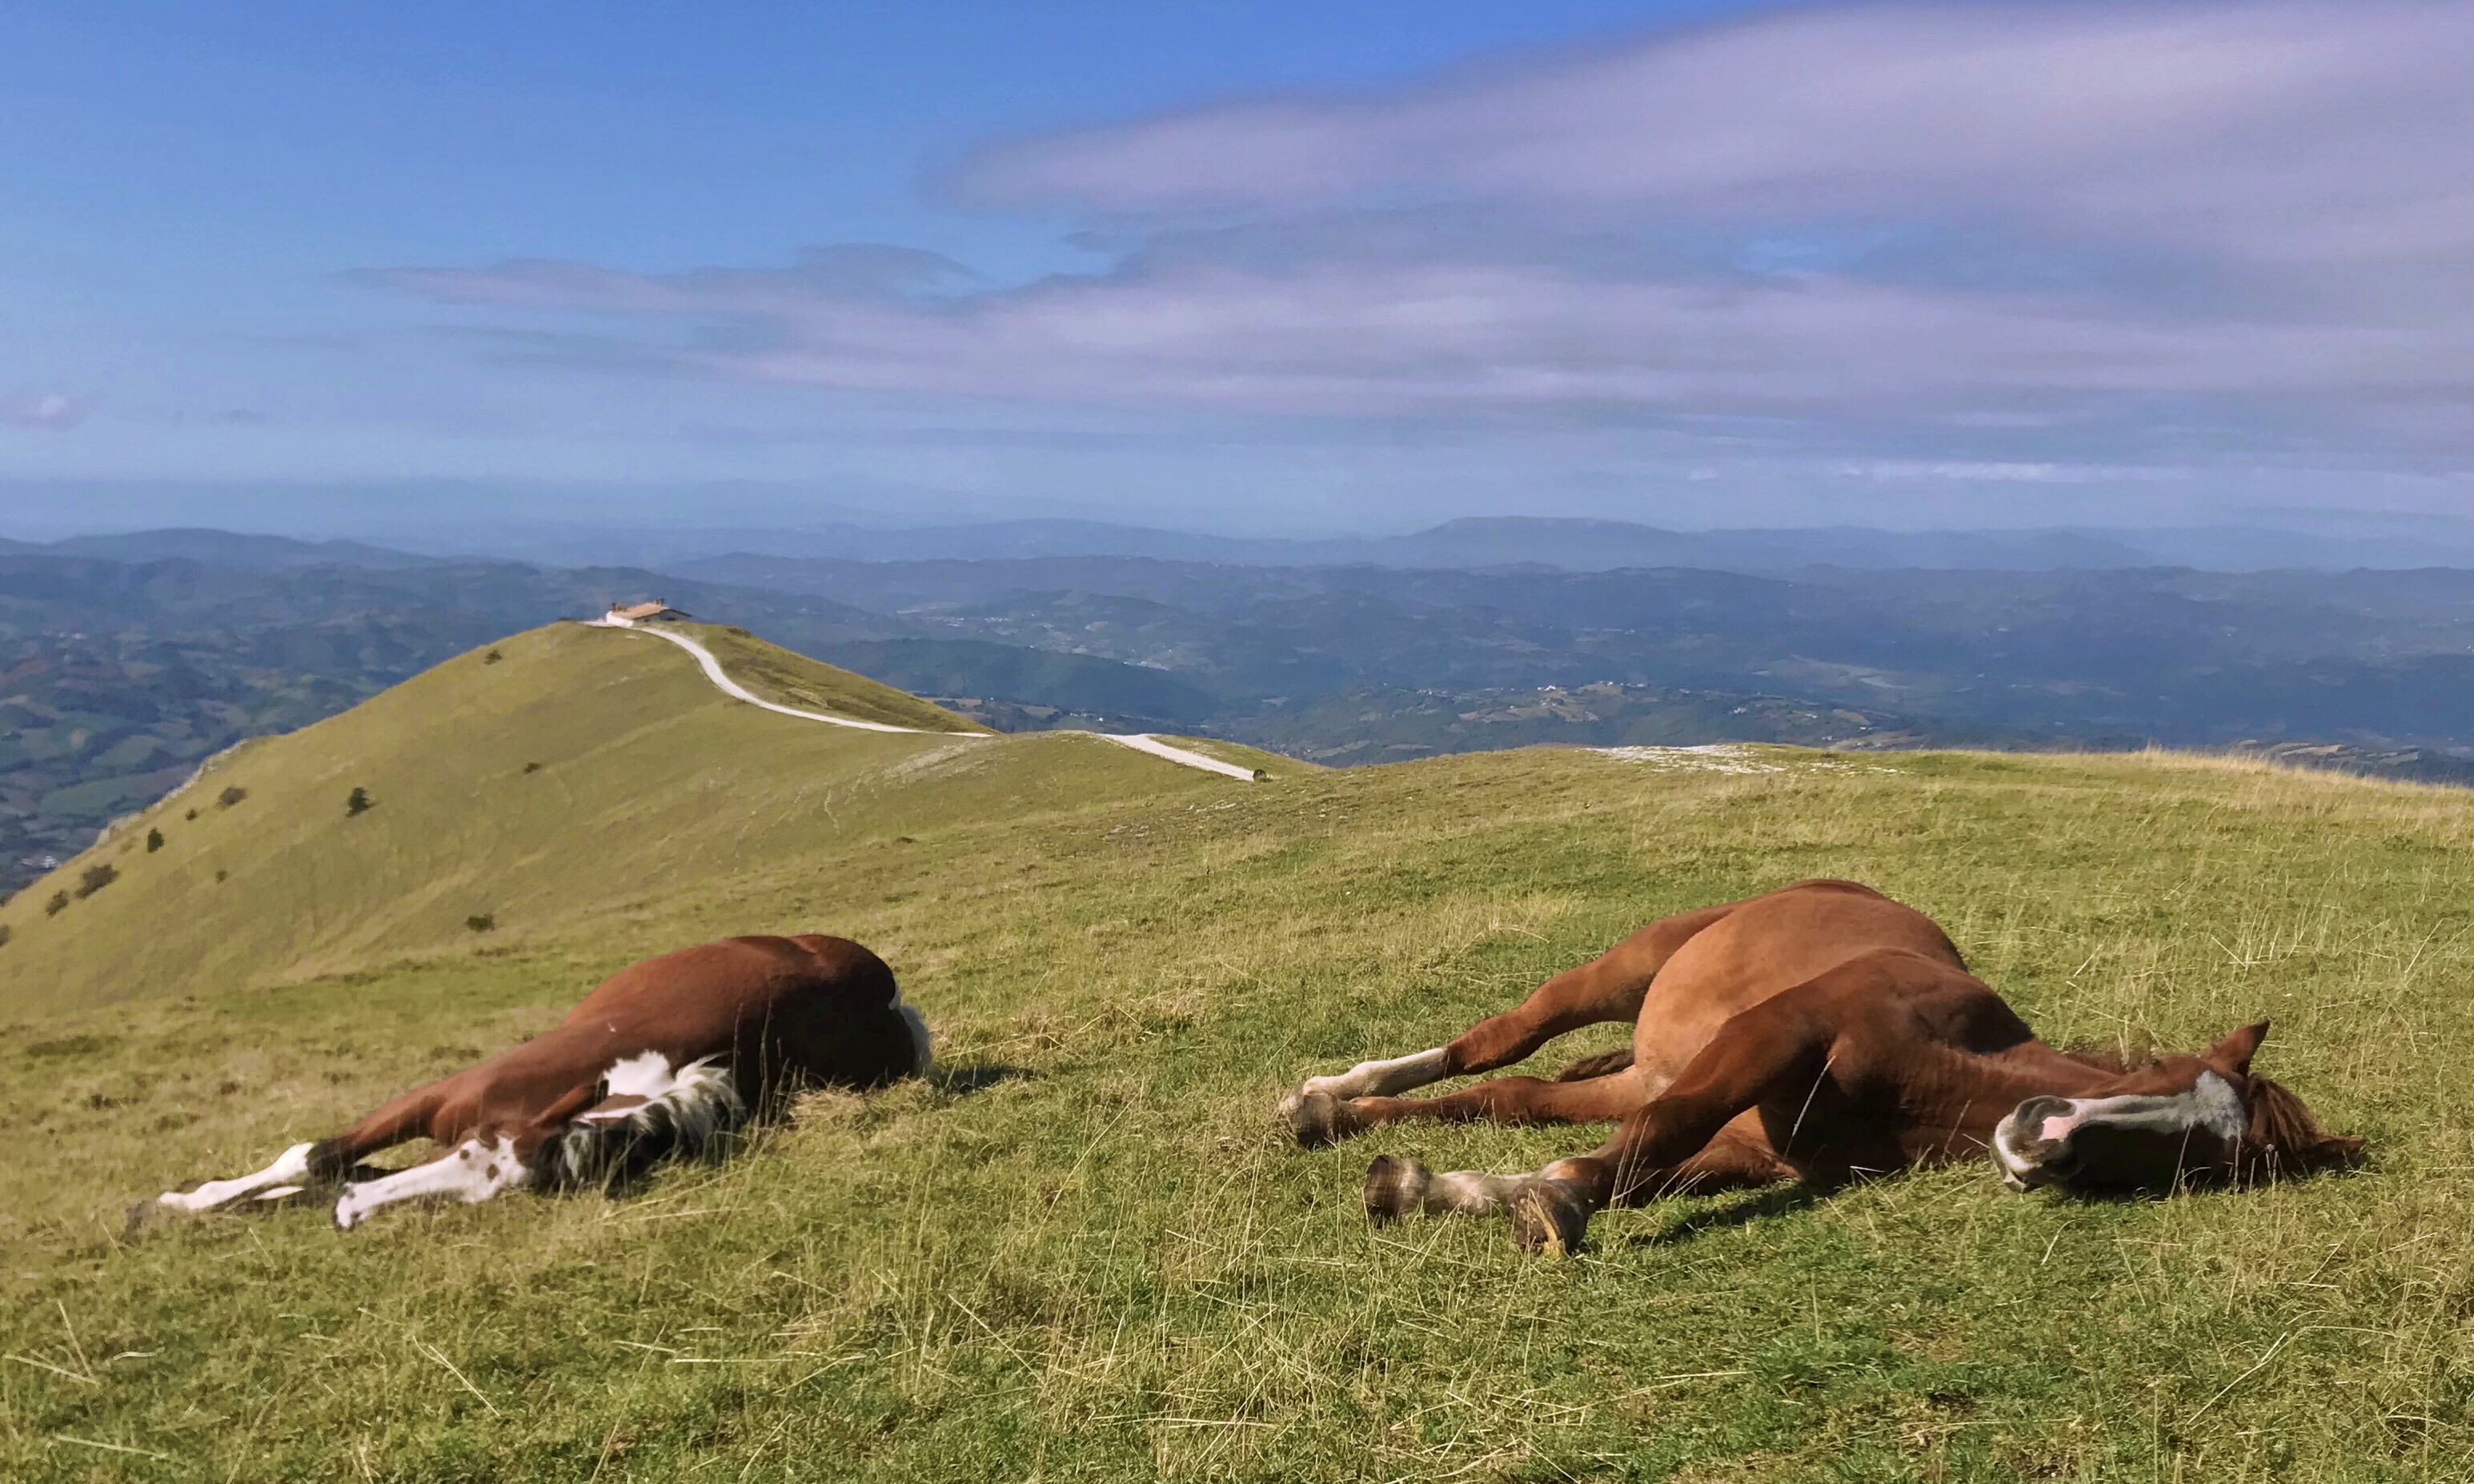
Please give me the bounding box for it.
[1510,1179,1589,1257]
[1363,1154,1432,1223]
[1289,1090,1345,1148]
[122,1198,162,1240]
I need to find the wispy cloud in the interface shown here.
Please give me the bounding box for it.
[955,3,2473,263]
[367,2,2474,456]
[0,391,93,431]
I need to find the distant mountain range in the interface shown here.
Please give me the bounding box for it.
[0,527,443,571]
[15,521,2474,895]
[19,518,2474,576]
[505,515,2474,573]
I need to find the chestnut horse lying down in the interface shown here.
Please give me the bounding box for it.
[150,934,929,1231]
[1281,880,2360,1253]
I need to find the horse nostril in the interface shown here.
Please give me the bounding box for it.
[2012,1097,2074,1141]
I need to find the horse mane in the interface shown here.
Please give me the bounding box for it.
[2238,1076,2366,1183]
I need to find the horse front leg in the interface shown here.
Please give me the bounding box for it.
[331,1083,599,1229]
[331,1133,535,1230]
[1361,1117,1790,1248]
[1363,992,1833,1253]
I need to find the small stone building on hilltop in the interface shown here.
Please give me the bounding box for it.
[599,600,689,627]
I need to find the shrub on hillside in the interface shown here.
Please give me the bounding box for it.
[484,648,503,664]
[217,786,246,808]
[185,808,198,820]
[146,828,164,852]
[346,786,373,816]
[75,864,118,899]
[466,913,495,933]
[0,923,11,949]
[45,891,67,916]
[522,760,542,774]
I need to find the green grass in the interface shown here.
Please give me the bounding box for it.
[2,633,2471,1480]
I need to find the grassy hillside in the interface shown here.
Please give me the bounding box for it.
[1,643,2469,1478]
[0,620,1181,1013]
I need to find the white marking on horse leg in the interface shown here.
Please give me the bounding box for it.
[1285,1048,1450,1113]
[331,1137,530,1230]
[1423,1169,1530,1216]
[157,1141,315,1213]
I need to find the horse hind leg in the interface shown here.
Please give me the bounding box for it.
[147,1141,321,1219]
[1297,1062,1652,1146]
[1281,901,1732,1146]
[141,1081,450,1230]
[1280,1048,1454,1133]
[1279,971,1632,1146]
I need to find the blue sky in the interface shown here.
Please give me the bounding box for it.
[4,1,2472,538]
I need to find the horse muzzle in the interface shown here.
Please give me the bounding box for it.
[1991,1097,2082,1189]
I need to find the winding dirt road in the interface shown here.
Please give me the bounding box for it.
[603,620,1261,781]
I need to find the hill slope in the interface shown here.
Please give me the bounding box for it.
[1,675,2468,1477]
[0,620,1220,1013]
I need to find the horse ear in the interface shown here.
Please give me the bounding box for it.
[2207,1020,2269,1077]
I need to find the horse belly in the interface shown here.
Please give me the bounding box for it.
[1630,887,1963,1081]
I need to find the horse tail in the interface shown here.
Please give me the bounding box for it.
[1553,1048,1635,1082]
[536,1057,748,1193]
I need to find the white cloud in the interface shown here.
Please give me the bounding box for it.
[956,1,2474,269]
[370,2,2474,457]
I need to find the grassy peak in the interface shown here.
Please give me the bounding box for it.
[673,620,991,734]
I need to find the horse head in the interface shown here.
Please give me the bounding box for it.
[1992,1021,2363,1192]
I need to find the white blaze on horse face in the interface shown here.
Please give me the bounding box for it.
[158,1141,315,1213]
[1289,1047,1450,1110]
[331,1136,530,1230]
[1994,1072,2247,1188]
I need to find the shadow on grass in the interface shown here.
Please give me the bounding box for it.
[929,1061,1036,1097]
[1613,1183,1822,1249]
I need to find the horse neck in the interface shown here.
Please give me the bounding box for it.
[1913,1038,2131,1141]
[1975,1039,2135,1102]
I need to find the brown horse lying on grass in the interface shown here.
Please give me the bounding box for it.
[1281,880,2361,1253]
[147,934,929,1231]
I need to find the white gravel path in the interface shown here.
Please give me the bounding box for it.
[598,619,1258,781]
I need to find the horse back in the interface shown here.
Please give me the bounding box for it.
[556,933,912,1101]
[1634,880,1967,1080]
